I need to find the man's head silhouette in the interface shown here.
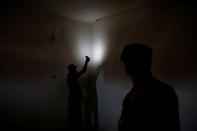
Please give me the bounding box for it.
[121,43,152,77]
[119,44,180,131]
[68,64,77,74]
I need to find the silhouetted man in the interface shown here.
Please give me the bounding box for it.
[83,68,99,130]
[118,44,180,131]
[67,56,90,131]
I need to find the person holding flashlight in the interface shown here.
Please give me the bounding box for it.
[67,56,90,131]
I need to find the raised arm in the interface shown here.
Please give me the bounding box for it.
[78,56,90,77]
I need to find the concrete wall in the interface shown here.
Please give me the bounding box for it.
[0,7,92,130]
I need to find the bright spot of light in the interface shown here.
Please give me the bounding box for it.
[76,35,92,64]
[92,38,105,66]
[76,31,106,68]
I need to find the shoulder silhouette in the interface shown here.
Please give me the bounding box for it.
[119,43,180,131]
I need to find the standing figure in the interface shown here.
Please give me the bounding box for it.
[67,56,90,131]
[83,68,99,130]
[118,44,180,131]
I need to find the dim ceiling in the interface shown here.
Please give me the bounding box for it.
[29,0,136,22]
[1,0,135,22]
[2,0,193,22]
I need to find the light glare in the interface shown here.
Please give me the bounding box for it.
[77,37,105,67]
[93,38,105,66]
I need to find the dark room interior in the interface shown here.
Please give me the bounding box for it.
[0,0,197,131]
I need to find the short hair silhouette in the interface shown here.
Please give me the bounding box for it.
[120,43,153,76]
[68,64,76,70]
[121,43,152,62]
